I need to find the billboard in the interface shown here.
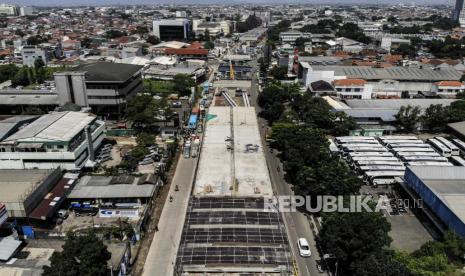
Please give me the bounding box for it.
[99,209,139,218]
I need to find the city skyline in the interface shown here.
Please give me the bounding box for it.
[0,0,455,6]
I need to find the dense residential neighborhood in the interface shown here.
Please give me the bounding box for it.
[2,1,465,276]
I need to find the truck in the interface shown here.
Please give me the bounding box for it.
[191,139,200,157]
[183,141,191,158]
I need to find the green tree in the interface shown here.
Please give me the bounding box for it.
[204,40,215,49]
[336,23,372,44]
[295,159,362,199]
[355,252,413,276]
[270,65,288,80]
[173,74,196,97]
[318,212,392,274]
[395,105,421,133]
[126,94,171,131]
[448,100,465,122]
[0,64,19,83]
[146,35,160,45]
[422,104,448,132]
[332,111,357,136]
[136,132,156,147]
[42,232,111,276]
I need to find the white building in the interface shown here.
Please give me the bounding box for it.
[0,112,105,170]
[21,45,51,67]
[19,6,34,16]
[153,19,191,41]
[298,63,463,98]
[279,31,311,44]
[431,81,465,97]
[0,4,17,16]
[381,37,411,52]
[333,79,373,99]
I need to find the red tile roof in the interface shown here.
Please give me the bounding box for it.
[333,79,367,86]
[165,48,209,55]
[435,81,463,87]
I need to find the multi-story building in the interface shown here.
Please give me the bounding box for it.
[298,63,463,98]
[153,19,191,41]
[279,31,311,44]
[21,46,52,67]
[333,79,373,99]
[453,0,463,20]
[54,62,143,117]
[19,6,34,16]
[431,81,465,97]
[0,4,18,16]
[0,111,105,170]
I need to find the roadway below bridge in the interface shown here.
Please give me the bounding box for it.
[249,53,326,276]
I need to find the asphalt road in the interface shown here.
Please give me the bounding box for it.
[248,56,325,276]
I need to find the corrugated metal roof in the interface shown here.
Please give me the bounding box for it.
[0,238,22,261]
[311,65,462,81]
[3,112,95,143]
[345,99,457,109]
[68,175,156,199]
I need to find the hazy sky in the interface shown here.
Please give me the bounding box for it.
[1,0,455,6]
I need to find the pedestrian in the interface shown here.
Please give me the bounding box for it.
[155,225,159,232]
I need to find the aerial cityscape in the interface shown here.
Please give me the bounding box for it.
[1,1,465,276]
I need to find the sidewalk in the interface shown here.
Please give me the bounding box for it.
[142,156,197,276]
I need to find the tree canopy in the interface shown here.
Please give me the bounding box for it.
[43,232,111,276]
[318,212,392,275]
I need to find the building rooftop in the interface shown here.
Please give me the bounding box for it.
[3,112,96,143]
[311,65,462,81]
[407,166,465,228]
[75,62,143,83]
[0,115,38,141]
[68,175,157,199]
[0,170,55,203]
[344,99,458,109]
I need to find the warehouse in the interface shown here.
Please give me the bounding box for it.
[0,168,63,218]
[0,111,105,170]
[404,166,465,236]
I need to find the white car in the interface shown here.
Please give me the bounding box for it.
[297,238,311,257]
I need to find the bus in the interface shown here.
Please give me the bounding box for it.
[401,156,449,162]
[407,161,453,166]
[358,165,405,173]
[395,152,441,158]
[391,147,436,153]
[355,160,404,167]
[378,136,418,141]
[336,140,381,146]
[347,152,394,159]
[346,152,394,162]
[428,138,452,157]
[341,144,385,151]
[386,143,430,149]
[342,147,388,155]
[381,139,424,146]
[435,137,460,156]
[363,171,405,185]
[351,157,400,167]
[188,114,198,129]
[453,139,465,157]
[336,136,376,141]
[450,156,465,166]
